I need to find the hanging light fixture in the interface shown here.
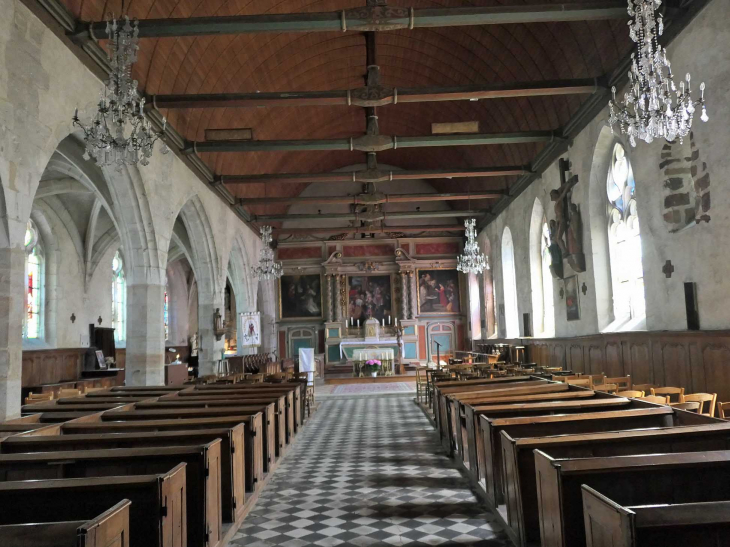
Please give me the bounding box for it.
[608,0,707,147]
[72,15,168,168]
[252,225,283,280]
[457,219,488,275]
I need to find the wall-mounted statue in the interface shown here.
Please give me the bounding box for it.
[549,158,586,277]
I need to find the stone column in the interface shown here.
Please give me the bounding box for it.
[125,282,166,386]
[325,274,334,322]
[0,248,25,420]
[198,295,226,377]
[334,274,343,322]
[400,272,409,319]
[409,271,417,319]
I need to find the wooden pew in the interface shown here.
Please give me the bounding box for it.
[0,499,131,547]
[535,449,730,547]
[582,484,730,547]
[105,404,275,474]
[0,442,222,547]
[20,402,132,414]
[0,466,185,547]
[0,414,54,436]
[500,419,730,547]
[461,387,599,478]
[110,386,183,392]
[54,396,156,405]
[143,395,288,457]
[1,426,244,523]
[62,414,263,493]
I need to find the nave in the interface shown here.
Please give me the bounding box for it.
[234,395,508,547]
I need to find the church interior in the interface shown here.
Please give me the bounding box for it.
[0,0,728,545]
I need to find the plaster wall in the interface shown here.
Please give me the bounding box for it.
[480,0,730,336]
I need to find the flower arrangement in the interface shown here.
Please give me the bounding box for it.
[363,359,382,376]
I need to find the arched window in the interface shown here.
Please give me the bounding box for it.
[112,251,126,343]
[501,227,520,338]
[540,221,555,336]
[24,220,44,340]
[468,273,481,340]
[607,143,645,323]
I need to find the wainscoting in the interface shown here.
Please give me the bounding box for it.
[484,331,730,402]
[22,348,86,387]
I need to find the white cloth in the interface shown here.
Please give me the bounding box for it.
[354,348,394,361]
[299,348,315,385]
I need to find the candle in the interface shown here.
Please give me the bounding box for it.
[389,315,391,325]
[382,318,385,327]
[395,318,398,327]
[357,319,360,328]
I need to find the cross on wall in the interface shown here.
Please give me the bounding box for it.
[662,260,675,279]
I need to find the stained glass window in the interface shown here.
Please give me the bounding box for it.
[164,286,169,341]
[24,220,43,340]
[112,251,126,342]
[607,143,645,321]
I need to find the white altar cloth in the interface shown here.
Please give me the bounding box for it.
[339,338,403,359]
[354,348,395,361]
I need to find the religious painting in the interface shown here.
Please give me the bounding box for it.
[417,269,461,315]
[279,275,322,319]
[240,312,261,348]
[564,275,581,321]
[347,275,393,325]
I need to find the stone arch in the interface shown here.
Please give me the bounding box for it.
[27,206,59,348]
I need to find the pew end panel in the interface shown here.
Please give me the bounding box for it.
[581,485,634,547]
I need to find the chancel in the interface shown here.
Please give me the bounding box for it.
[0,0,728,545]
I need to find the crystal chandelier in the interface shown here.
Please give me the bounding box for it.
[252,226,283,280]
[72,16,167,169]
[457,219,489,275]
[608,0,707,146]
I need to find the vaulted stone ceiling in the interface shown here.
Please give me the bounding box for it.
[58,0,642,230]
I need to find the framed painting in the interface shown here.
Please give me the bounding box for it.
[347,275,393,325]
[564,275,581,321]
[279,274,322,319]
[417,269,461,314]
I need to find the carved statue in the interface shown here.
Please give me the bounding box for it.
[549,158,586,275]
[567,203,583,256]
[547,220,564,279]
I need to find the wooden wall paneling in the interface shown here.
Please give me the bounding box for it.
[603,341,623,377]
[569,344,585,374]
[701,344,730,402]
[651,340,666,386]
[660,342,691,389]
[588,345,605,375]
[628,341,653,384]
[551,344,566,369]
[688,341,706,395]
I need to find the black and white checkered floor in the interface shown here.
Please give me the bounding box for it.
[232,394,510,546]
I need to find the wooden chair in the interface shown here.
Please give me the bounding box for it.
[718,401,730,419]
[637,395,668,404]
[593,383,618,394]
[682,392,717,417]
[415,367,428,403]
[566,378,592,388]
[553,374,580,383]
[651,386,685,404]
[58,389,82,398]
[632,383,657,394]
[603,375,631,390]
[617,390,645,398]
[670,401,702,412]
[23,392,53,405]
[581,374,606,388]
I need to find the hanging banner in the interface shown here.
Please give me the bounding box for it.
[240,312,261,348]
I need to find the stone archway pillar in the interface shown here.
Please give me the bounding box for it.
[0,248,26,420]
[198,293,226,376]
[125,281,166,386]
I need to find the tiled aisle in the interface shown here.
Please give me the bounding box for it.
[232,395,509,546]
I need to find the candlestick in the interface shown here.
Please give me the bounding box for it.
[357,319,360,328]
[395,317,398,327]
[388,315,391,325]
[382,318,385,327]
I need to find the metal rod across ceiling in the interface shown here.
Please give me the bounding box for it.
[239,191,503,206]
[254,210,483,222]
[74,3,632,39]
[273,224,466,236]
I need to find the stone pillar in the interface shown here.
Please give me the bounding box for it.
[325,274,334,322]
[409,271,417,319]
[400,272,409,319]
[126,282,166,386]
[0,248,25,420]
[198,295,226,377]
[334,274,343,322]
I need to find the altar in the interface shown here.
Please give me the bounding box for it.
[339,318,401,376]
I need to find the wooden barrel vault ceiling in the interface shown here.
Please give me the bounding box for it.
[38,0,707,238]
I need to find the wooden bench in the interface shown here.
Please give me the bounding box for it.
[499,417,728,546]
[1,426,244,523]
[535,449,730,547]
[0,466,185,547]
[104,405,274,474]
[0,414,55,436]
[0,499,131,547]
[0,442,222,547]
[62,414,263,493]
[20,402,133,415]
[582,484,730,547]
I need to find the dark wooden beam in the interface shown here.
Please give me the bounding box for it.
[221,166,529,185]
[239,191,502,206]
[187,131,560,154]
[151,79,601,109]
[255,210,482,222]
[73,3,632,39]
[273,224,466,236]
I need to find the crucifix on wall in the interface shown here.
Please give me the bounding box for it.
[549,158,586,277]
